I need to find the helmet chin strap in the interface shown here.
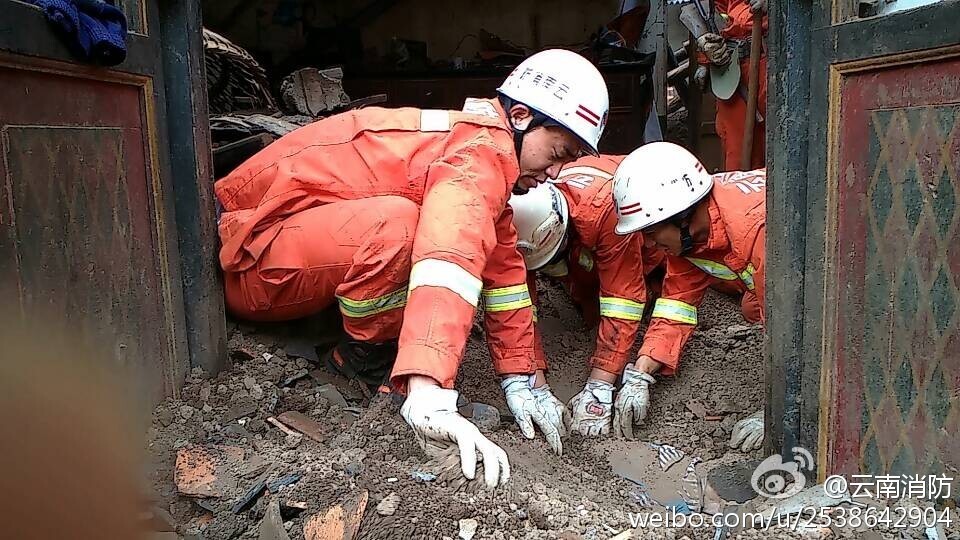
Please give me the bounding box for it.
[679,224,695,254]
[669,207,696,255]
[499,95,559,158]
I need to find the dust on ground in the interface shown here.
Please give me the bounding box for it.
[146,281,947,540]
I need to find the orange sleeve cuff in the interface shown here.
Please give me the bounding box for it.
[391,342,459,390]
[638,335,685,375]
[489,345,539,376]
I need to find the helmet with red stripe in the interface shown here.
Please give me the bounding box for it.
[497,49,610,156]
[612,142,713,234]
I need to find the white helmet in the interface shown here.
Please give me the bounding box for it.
[497,49,610,156]
[509,182,570,270]
[612,142,713,235]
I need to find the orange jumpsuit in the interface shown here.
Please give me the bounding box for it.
[713,0,768,170]
[215,103,537,389]
[638,169,766,374]
[528,156,666,376]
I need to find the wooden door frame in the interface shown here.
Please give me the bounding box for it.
[0,0,226,390]
[767,0,960,477]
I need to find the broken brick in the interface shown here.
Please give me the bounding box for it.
[303,490,367,540]
[174,444,245,498]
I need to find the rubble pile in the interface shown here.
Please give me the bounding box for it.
[146,284,955,539]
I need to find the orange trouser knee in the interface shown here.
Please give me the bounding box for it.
[716,55,767,171]
[224,196,419,343]
[740,290,762,324]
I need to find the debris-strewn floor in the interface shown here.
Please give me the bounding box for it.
[147,281,955,540]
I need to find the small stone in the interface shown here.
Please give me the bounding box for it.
[497,511,510,527]
[250,384,264,400]
[532,482,547,495]
[283,521,293,530]
[199,385,212,402]
[509,503,518,511]
[179,405,196,420]
[217,384,229,395]
[243,376,257,390]
[280,450,297,463]
[386,477,398,483]
[458,518,478,540]
[376,492,401,516]
[157,408,174,427]
[720,415,738,434]
[202,404,213,414]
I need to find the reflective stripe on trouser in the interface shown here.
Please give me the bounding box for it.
[685,257,739,281]
[482,284,533,312]
[223,196,419,344]
[337,288,407,318]
[408,258,482,307]
[739,263,757,291]
[651,298,698,325]
[599,297,645,321]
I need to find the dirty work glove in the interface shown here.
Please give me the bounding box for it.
[568,380,614,437]
[729,409,764,452]
[697,32,732,67]
[614,366,656,439]
[749,0,766,13]
[532,384,571,440]
[501,376,566,455]
[401,384,510,488]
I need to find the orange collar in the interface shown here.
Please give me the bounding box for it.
[698,195,730,253]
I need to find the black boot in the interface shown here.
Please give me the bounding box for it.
[322,339,398,389]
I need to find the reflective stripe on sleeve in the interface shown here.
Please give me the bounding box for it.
[599,297,645,321]
[482,284,533,312]
[651,298,698,325]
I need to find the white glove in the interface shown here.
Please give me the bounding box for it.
[501,376,567,455]
[401,384,510,488]
[729,409,764,452]
[697,32,732,67]
[613,366,656,439]
[749,0,766,13]
[568,379,614,437]
[532,384,570,440]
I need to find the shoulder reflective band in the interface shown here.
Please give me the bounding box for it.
[482,284,533,312]
[558,165,614,180]
[578,250,595,272]
[420,109,451,132]
[337,288,407,318]
[652,298,698,325]
[599,297,645,321]
[739,263,757,291]
[409,259,482,307]
[685,257,738,281]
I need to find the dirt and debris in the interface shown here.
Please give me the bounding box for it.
[146,282,953,539]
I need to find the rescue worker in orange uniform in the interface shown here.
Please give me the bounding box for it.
[507,155,666,437]
[612,142,766,449]
[215,49,611,488]
[695,0,767,169]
